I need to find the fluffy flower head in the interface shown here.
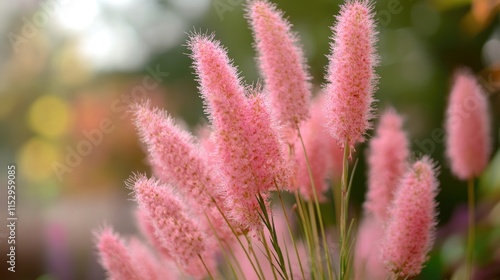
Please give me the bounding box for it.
[381,157,438,277]
[365,108,409,221]
[445,69,491,180]
[248,0,311,129]
[324,0,378,149]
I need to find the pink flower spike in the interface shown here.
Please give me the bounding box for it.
[131,175,216,279]
[324,0,378,149]
[365,108,409,221]
[294,95,332,201]
[134,209,171,259]
[189,34,289,231]
[248,0,311,129]
[354,217,386,280]
[132,102,232,241]
[188,34,248,131]
[95,227,141,280]
[381,157,439,277]
[445,69,491,180]
[128,237,180,280]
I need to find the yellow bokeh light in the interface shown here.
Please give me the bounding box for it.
[18,137,61,182]
[28,95,72,138]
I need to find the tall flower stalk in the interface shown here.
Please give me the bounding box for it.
[445,69,491,279]
[323,1,378,278]
[88,1,486,280]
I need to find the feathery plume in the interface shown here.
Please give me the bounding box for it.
[445,69,491,180]
[248,0,311,131]
[132,175,215,279]
[323,0,378,149]
[294,95,333,200]
[365,108,409,221]
[132,103,232,240]
[381,157,439,277]
[135,209,171,258]
[189,34,289,231]
[128,237,179,280]
[354,217,386,280]
[95,227,141,280]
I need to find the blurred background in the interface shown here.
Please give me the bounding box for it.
[0,0,498,279]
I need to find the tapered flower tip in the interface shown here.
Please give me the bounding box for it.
[129,174,215,279]
[248,0,311,128]
[445,69,491,180]
[188,34,245,109]
[324,0,378,149]
[365,108,409,221]
[95,227,140,280]
[381,157,439,277]
[131,101,195,162]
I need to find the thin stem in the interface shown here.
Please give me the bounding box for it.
[276,184,306,280]
[247,234,267,280]
[339,141,350,280]
[203,212,243,279]
[259,230,279,280]
[296,124,334,280]
[210,198,264,280]
[466,178,475,280]
[294,191,319,279]
[307,200,325,278]
[198,254,215,280]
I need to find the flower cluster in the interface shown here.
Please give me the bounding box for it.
[94,0,493,279]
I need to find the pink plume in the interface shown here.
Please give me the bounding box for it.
[95,227,141,280]
[323,0,378,149]
[248,0,311,130]
[189,34,289,231]
[445,69,491,180]
[132,175,216,279]
[354,217,386,280]
[132,102,232,240]
[365,108,409,221]
[128,237,179,280]
[381,157,439,277]
[294,94,333,201]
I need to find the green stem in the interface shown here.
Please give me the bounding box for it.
[296,125,334,280]
[339,141,350,280]
[466,178,475,280]
[276,184,306,280]
[259,230,279,280]
[198,254,215,280]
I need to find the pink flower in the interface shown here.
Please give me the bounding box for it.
[248,0,311,129]
[354,217,386,280]
[189,34,289,231]
[95,227,141,280]
[128,237,179,280]
[381,157,439,277]
[132,102,232,240]
[445,69,491,180]
[134,209,171,258]
[294,94,334,201]
[365,108,409,221]
[131,175,216,279]
[323,0,378,149]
